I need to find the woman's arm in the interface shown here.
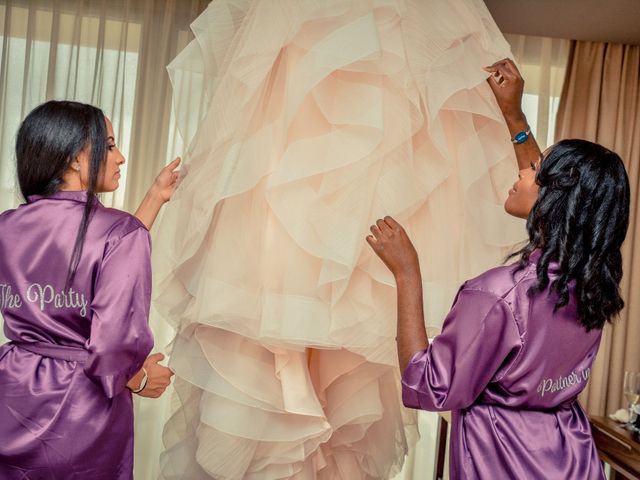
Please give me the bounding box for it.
[134,157,181,230]
[484,58,543,169]
[395,269,428,372]
[366,218,521,411]
[84,227,155,398]
[366,217,428,372]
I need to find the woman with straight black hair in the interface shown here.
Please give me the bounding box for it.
[367,59,630,479]
[0,100,179,479]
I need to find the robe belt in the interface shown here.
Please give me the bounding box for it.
[12,341,89,363]
[473,399,579,412]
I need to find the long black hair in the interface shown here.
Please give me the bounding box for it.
[16,100,108,286]
[511,139,630,331]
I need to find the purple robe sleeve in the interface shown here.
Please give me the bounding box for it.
[83,226,154,398]
[401,287,519,411]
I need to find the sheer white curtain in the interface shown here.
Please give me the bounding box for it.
[505,33,570,149]
[0,0,206,214]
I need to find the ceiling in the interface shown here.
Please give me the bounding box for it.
[484,0,640,45]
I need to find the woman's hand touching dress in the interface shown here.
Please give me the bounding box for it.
[134,157,182,230]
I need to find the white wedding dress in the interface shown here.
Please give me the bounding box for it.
[153,1,523,478]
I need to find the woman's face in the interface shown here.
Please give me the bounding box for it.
[97,118,125,192]
[74,117,125,192]
[504,150,546,219]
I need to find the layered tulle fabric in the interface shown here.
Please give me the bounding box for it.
[154,0,523,478]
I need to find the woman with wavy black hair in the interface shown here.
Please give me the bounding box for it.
[367,59,630,479]
[0,100,179,479]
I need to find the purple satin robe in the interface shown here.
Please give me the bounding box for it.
[403,251,605,479]
[0,191,154,479]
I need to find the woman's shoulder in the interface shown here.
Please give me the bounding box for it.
[0,202,26,222]
[0,207,15,223]
[93,205,149,243]
[463,261,533,300]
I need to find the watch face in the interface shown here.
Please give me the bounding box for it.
[514,131,529,144]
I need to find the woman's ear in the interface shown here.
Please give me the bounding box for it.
[73,147,91,171]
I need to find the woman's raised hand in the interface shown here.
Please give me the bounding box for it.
[484,58,541,171]
[135,157,182,229]
[151,157,181,203]
[483,58,525,120]
[366,216,420,280]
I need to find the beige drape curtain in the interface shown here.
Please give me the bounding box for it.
[555,40,640,416]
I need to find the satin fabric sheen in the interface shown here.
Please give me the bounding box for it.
[402,251,605,479]
[0,191,154,479]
